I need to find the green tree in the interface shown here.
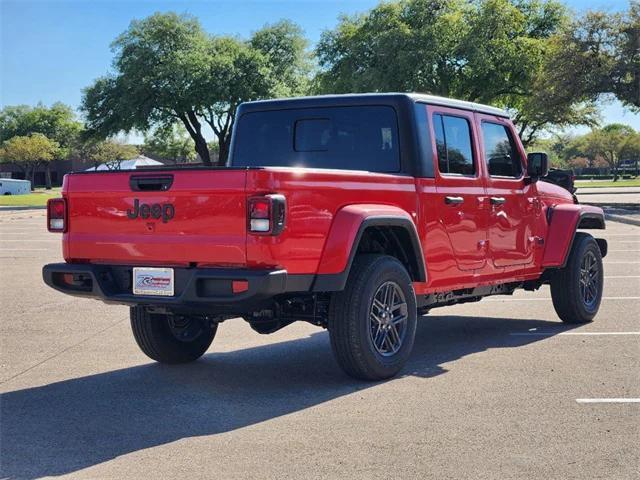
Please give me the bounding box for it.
[250,20,311,97]
[574,124,640,180]
[0,103,83,187]
[82,13,215,164]
[549,3,639,112]
[0,103,82,146]
[0,134,60,189]
[613,2,640,110]
[142,124,196,163]
[199,36,274,163]
[314,0,600,145]
[82,13,309,165]
[82,140,138,170]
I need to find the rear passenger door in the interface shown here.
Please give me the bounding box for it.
[429,105,488,271]
[476,114,534,268]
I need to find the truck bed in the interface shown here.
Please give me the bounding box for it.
[61,167,417,274]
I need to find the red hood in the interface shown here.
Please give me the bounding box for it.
[536,180,574,203]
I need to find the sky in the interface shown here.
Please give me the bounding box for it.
[1,0,638,142]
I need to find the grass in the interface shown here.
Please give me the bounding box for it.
[575,178,640,188]
[0,187,62,207]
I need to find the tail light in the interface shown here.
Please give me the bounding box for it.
[47,198,67,232]
[248,194,286,235]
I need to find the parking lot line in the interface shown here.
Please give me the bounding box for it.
[1,239,57,242]
[576,399,640,403]
[510,332,640,336]
[604,275,640,278]
[0,248,50,251]
[1,222,45,225]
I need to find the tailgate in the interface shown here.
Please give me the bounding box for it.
[64,169,247,266]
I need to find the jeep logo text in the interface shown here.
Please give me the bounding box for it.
[127,199,175,223]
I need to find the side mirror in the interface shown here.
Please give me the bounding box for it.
[526,152,549,181]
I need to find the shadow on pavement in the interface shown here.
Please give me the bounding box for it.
[0,315,576,479]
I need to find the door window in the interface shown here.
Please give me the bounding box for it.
[433,114,475,176]
[481,122,522,178]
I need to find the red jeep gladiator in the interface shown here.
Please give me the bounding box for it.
[43,94,608,380]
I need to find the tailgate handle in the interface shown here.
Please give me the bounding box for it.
[130,175,173,192]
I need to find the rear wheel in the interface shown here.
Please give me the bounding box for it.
[550,232,603,324]
[130,307,217,363]
[328,255,417,380]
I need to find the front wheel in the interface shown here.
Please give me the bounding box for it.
[328,255,417,380]
[130,307,217,363]
[550,232,604,324]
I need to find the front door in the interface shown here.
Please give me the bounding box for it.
[429,106,488,271]
[476,114,535,268]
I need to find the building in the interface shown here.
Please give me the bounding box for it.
[0,156,92,187]
[0,155,171,186]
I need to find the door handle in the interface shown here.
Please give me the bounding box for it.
[444,196,464,205]
[490,197,506,205]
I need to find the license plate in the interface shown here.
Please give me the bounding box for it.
[133,267,174,296]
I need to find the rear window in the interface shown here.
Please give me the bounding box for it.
[231,106,400,172]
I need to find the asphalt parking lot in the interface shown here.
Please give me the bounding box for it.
[1,209,638,479]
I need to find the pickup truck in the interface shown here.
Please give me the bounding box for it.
[43,93,607,380]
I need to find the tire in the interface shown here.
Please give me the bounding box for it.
[328,254,417,380]
[130,307,217,363]
[550,232,604,324]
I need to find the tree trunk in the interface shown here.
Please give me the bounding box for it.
[29,164,36,190]
[217,132,232,166]
[178,111,211,166]
[611,152,619,182]
[45,163,52,190]
[194,137,210,165]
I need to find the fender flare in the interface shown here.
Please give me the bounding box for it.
[312,204,426,292]
[542,204,606,268]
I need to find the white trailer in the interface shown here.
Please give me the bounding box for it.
[0,178,31,195]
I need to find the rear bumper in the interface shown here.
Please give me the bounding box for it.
[42,263,313,313]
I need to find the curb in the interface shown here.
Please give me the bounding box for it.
[0,206,47,211]
[605,213,640,227]
[577,190,640,195]
[582,202,640,210]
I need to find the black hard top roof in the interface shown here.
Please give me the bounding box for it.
[238,92,509,118]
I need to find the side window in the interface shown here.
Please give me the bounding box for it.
[481,122,522,178]
[433,114,475,176]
